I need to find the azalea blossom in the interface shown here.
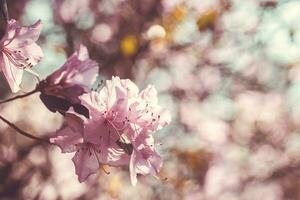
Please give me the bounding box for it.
[0,19,43,93]
[128,85,171,132]
[129,129,162,185]
[50,109,107,182]
[51,76,171,184]
[39,44,98,114]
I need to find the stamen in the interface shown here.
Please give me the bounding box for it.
[161,177,168,181]
[91,145,110,175]
[2,48,32,69]
[101,165,110,175]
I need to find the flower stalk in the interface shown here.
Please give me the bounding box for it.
[0,114,50,144]
[0,87,39,104]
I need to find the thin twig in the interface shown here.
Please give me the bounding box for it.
[0,88,39,104]
[0,114,50,144]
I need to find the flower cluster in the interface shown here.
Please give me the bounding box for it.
[50,77,171,184]
[0,18,171,185]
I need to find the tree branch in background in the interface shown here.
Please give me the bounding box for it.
[0,88,39,104]
[0,114,50,144]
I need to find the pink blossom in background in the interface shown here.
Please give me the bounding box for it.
[54,0,90,23]
[0,19,43,93]
[39,44,98,114]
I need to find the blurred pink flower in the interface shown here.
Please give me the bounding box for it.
[39,44,98,114]
[0,145,17,165]
[0,19,43,93]
[54,0,90,23]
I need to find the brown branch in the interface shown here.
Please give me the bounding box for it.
[0,88,39,104]
[0,114,50,144]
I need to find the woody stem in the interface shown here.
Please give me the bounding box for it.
[0,88,39,104]
[0,114,50,144]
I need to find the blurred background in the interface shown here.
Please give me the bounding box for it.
[1,0,300,199]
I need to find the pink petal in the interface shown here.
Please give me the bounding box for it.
[72,144,100,182]
[0,19,43,93]
[129,132,162,185]
[129,150,138,185]
[106,147,130,166]
[65,108,86,132]
[3,19,42,48]
[18,43,43,65]
[71,59,98,87]
[80,91,105,117]
[139,85,158,105]
[83,117,110,144]
[76,44,89,60]
[46,45,98,91]
[1,54,23,93]
[50,110,85,153]
[100,77,139,108]
[50,126,83,153]
[83,117,130,165]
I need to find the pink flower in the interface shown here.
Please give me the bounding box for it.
[79,76,139,146]
[51,107,130,182]
[129,130,162,185]
[51,76,171,184]
[78,77,170,184]
[128,85,171,133]
[39,44,98,114]
[0,19,43,93]
[50,109,104,182]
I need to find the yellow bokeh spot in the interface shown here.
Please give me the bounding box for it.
[171,5,187,22]
[108,174,122,197]
[120,35,138,56]
[197,8,219,30]
[161,4,187,42]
